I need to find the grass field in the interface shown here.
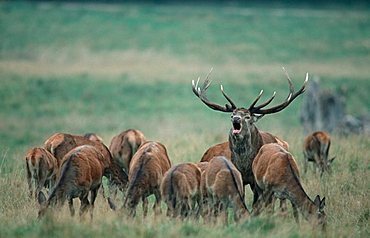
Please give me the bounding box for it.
[0,1,369,237]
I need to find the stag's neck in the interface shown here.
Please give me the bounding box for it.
[229,125,263,158]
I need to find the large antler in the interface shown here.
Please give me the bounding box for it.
[248,69,308,115]
[192,69,236,113]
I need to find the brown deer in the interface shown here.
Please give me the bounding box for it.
[303,131,335,176]
[109,129,146,174]
[200,133,289,163]
[253,143,326,230]
[25,147,58,199]
[123,141,171,217]
[192,69,307,206]
[43,133,128,196]
[160,162,201,218]
[204,156,249,225]
[38,145,104,220]
[83,133,104,143]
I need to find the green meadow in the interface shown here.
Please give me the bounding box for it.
[0,1,369,237]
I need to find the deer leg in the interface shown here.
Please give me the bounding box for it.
[291,202,299,224]
[26,165,33,198]
[279,198,288,216]
[79,194,90,219]
[303,155,308,174]
[68,199,75,217]
[153,189,162,216]
[222,201,229,226]
[89,186,100,221]
[142,196,148,217]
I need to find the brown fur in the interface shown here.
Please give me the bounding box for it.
[25,147,58,199]
[200,132,288,163]
[109,129,146,174]
[83,133,104,143]
[303,131,334,176]
[204,156,249,225]
[253,143,326,230]
[44,133,128,193]
[38,145,104,220]
[124,141,171,217]
[160,163,201,218]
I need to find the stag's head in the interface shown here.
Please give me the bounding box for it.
[192,68,308,138]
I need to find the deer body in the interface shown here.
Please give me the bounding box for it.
[204,156,249,224]
[44,133,128,194]
[303,131,334,176]
[124,141,171,217]
[38,145,104,219]
[160,162,201,218]
[109,129,146,174]
[253,143,326,229]
[25,147,58,199]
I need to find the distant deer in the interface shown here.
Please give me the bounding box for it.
[204,156,249,225]
[124,141,171,217]
[253,143,327,230]
[38,145,104,220]
[160,162,201,218]
[303,131,335,176]
[109,129,146,174]
[192,69,307,206]
[25,147,58,199]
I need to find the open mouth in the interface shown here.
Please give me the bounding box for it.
[232,122,242,134]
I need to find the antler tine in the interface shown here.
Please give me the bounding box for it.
[250,71,308,115]
[255,91,276,110]
[248,90,264,111]
[191,69,236,113]
[220,84,237,109]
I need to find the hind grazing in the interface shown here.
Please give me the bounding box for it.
[253,143,327,230]
[109,129,146,174]
[303,131,335,176]
[25,147,58,199]
[38,145,104,220]
[160,162,201,218]
[204,156,250,225]
[44,133,128,196]
[124,141,171,217]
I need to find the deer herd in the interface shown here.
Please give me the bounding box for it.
[24,71,336,231]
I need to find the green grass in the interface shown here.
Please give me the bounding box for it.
[0,1,369,238]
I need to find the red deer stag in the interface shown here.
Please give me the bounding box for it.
[204,156,249,225]
[109,129,146,174]
[253,143,326,230]
[25,147,58,199]
[192,69,307,206]
[44,133,128,196]
[38,145,104,220]
[160,162,201,218]
[123,141,171,217]
[303,131,335,176]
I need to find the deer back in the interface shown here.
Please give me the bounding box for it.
[109,129,146,173]
[200,142,231,162]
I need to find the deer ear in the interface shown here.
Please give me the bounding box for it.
[319,197,326,211]
[314,195,321,206]
[329,157,336,164]
[37,191,47,205]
